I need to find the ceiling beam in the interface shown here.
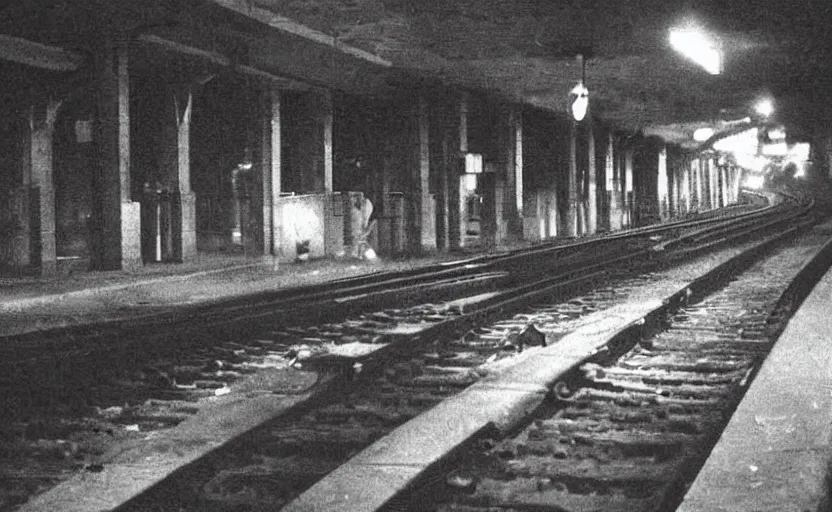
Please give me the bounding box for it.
[208,0,392,67]
[0,33,84,71]
[138,33,315,90]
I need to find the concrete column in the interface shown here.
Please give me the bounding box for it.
[731,166,741,203]
[160,84,196,262]
[669,154,680,217]
[657,144,669,220]
[449,93,467,249]
[91,39,141,270]
[408,95,434,253]
[681,157,691,214]
[696,158,707,210]
[586,121,597,234]
[709,158,719,209]
[607,133,622,231]
[624,147,634,228]
[501,104,523,240]
[261,85,281,255]
[21,96,61,274]
[601,130,613,231]
[690,158,702,211]
[823,133,832,179]
[437,107,450,252]
[720,164,729,207]
[565,120,579,237]
[323,91,333,193]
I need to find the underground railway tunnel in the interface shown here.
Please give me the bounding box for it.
[1,1,832,511]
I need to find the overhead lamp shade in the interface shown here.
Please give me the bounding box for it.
[570,83,589,121]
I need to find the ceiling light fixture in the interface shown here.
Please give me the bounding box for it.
[754,98,774,117]
[693,127,715,142]
[570,53,589,121]
[669,26,722,75]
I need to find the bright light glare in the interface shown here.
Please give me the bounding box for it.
[743,175,765,189]
[570,83,589,121]
[463,173,477,193]
[735,154,768,173]
[713,128,758,154]
[791,142,810,161]
[693,127,715,142]
[755,99,774,117]
[761,142,788,156]
[669,28,722,74]
[465,153,483,174]
[767,127,786,141]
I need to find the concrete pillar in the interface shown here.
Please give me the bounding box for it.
[692,159,701,210]
[436,107,450,252]
[91,39,141,271]
[709,158,719,209]
[696,158,707,210]
[565,120,579,237]
[21,96,61,275]
[449,93,467,249]
[607,133,623,231]
[669,153,680,217]
[159,84,196,262]
[681,157,691,214]
[623,147,634,228]
[731,166,741,203]
[261,84,281,255]
[600,130,613,232]
[323,91,333,193]
[501,104,523,240]
[720,164,729,207]
[657,144,669,220]
[408,95,434,253]
[586,121,597,234]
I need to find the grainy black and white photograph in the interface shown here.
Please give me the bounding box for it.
[1,0,831,510]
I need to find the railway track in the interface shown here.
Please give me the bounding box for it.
[0,192,811,511]
[91,194,814,512]
[382,203,832,512]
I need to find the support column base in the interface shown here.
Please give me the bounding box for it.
[178,191,197,262]
[121,201,142,271]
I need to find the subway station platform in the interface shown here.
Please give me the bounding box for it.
[0,243,536,339]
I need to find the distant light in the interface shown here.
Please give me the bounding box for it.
[570,82,589,121]
[463,173,477,192]
[767,127,786,141]
[735,154,768,173]
[761,141,788,156]
[693,127,715,142]
[755,99,774,117]
[464,153,483,174]
[791,142,810,161]
[713,127,759,154]
[794,163,806,178]
[669,27,722,75]
[743,175,765,189]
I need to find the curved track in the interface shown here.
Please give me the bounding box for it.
[0,190,815,511]
[91,190,816,512]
